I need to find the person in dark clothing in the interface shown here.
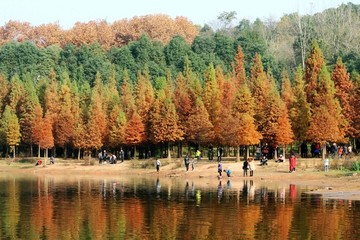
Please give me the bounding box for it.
[184,154,190,171]
[301,142,308,158]
[217,147,223,162]
[243,160,249,177]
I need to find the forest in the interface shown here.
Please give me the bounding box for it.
[0,2,359,160]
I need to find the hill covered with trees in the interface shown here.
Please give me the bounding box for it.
[0,3,359,160]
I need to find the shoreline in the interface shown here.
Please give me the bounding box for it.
[1,158,360,200]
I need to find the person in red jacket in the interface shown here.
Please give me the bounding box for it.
[289,151,297,173]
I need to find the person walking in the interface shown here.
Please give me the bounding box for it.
[289,151,297,173]
[242,159,249,177]
[191,158,196,171]
[184,154,190,172]
[119,149,125,162]
[248,157,255,177]
[156,159,161,172]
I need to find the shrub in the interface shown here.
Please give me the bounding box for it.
[352,160,360,171]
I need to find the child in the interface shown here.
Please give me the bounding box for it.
[324,157,329,172]
[223,169,232,178]
[218,162,223,177]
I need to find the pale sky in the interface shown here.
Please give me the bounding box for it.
[1,0,358,29]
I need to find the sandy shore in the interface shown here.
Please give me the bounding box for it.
[1,157,360,200]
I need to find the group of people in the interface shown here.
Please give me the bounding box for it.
[242,157,256,177]
[98,149,125,164]
[184,154,196,171]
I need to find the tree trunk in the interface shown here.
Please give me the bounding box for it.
[77,148,81,160]
[246,146,250,159]
[178,142,182,158]
[64,145,67,159]
[322,144,326,159]
[30,143,33,157]
[167,142,171,159]
[38,145,41,158]
[134,145,137,160]
[235,146,240,162]
[44,148,48,166]
[274,145,278,160]
[12,146,16,159]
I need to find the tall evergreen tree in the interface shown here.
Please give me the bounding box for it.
[0,73,8,115]
[18,74,40,156]
[53,71,74,158]
[307,65,346,158]
[290,66,311,142]
[203,64,222,143]
[0,105,21,158]
[231,83,262,160]
[249,53,270,137]
[233,45,247,88]
[304,41,325,105]
[125,111,146,159]
[331,57,354,137]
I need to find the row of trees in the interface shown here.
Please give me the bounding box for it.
[0,15,198,48]
[0,40,359,160]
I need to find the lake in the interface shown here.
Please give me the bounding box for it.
[0,174,359,239]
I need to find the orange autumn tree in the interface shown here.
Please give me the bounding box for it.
[331,57,355,137]
[307,65,346,158]
[108,104,126,148]
[125,111,146,159]
[38,113,54,164]
[231,82,262,161]
[218,67,236,147]
[275,101,294,157]
[32,105,43,157]
[280,69,294,111]
[351,75,360,142]
[53,72,74,158]
[84,87,105,160]
[135,68,154,142]
[304,41,326,105]
[233,45,247,88]
[149,78,183,159]
[186,97,214,148]
[278,69,295,155]
[249,53,269,136]
[261,74,283,159]
[173,72,192,143]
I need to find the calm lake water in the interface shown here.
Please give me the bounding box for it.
[0,174,359,240]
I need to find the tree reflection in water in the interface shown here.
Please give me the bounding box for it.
[0,175,359,239]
